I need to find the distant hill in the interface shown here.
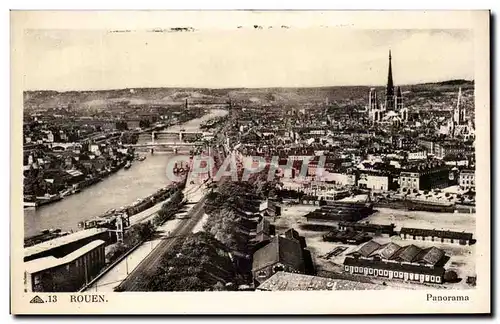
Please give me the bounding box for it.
[433,79,474,86]
[23,79,474,111]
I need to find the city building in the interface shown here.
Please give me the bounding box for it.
[304,202,374,223]
[400,227,474,245]
[252,232,309,285]
[459,169,476,192]
[343,240,447,284]
[357,172,393,191]
[343,255,445,284]
[407,150,428,160]
[338,222,396,236]
[399,161,451,192]
[24,239,106,292]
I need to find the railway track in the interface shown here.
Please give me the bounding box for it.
[117,195,208,291]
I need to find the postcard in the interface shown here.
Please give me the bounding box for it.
[10,10,490,315]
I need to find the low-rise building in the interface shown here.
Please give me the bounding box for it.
[343,256,445,284]
[407,150,427,160]
[343,240,447,284]
[358,172,395,191]
[252,235,306,285]
[338,222,396,236]
[24,228,110,262]
[24,239,106,292]
[321,172,357,186]
[400,227,474,245]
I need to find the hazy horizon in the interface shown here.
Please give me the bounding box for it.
[22,28,474,92]
[24,78,475,94]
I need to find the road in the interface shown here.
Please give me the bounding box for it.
[117,194,209,291]
[117,135,230,291]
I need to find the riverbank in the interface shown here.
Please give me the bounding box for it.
[83,183,207,292]
[24,156,133,209]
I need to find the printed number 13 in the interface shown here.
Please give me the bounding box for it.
[48,295,57,302]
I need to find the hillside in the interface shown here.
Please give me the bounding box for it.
[23,79,474,111]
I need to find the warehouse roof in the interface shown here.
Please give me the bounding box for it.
[400,227,473,241]
[351,240,382,257]
[370,242,402,260]
[257,272,387,291]
[24,228,108,259]
[252,236,305,273]
[25,240,106,274]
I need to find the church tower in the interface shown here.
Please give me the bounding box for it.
[453,87,464,125]
[385,50,395,111]
[395,86,403,110]
[368,88,378,111]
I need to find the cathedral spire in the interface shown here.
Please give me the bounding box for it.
[387,50,394,97]
[385,50,395,110]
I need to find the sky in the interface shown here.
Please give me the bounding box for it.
[22,28,474,91]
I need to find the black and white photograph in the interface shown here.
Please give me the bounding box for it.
[10,10,491,315]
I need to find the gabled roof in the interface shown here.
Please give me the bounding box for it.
[252,236,305,273]
[414,247,445,266]
[392,244,422,262]
[283,228,300,242]
[369,242,401,259]
[350,240,382,257]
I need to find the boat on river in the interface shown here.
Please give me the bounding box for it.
[35,194,63,207]
[23,201,38,208]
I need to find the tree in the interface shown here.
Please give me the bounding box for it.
[105,243,128,264]
[129,221,155,243]
[139,119,151,128]
[213,281,226,291]
[138,232,238,291]
[116,121,128,131]
[444,270,459,283]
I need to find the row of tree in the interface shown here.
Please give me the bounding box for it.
[136,232,240,291]
[106,221,156,264]
[107,185,186,269]
[152,190,185,226]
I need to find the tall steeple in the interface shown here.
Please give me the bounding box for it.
[386,50,395,110]
[454,87,464,125]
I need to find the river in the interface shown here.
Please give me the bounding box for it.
[24,109,227,238]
